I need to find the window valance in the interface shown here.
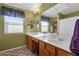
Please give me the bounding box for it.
[0,6,25,18]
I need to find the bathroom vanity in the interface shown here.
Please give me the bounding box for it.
[26,32,73,56]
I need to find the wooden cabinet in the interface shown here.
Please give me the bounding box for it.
[26,35,29,48]
[39,41,72,56]
[31,38,39,53]
[32,38,39,43]
[26,35,39,54]
[56,48,72,56]
[39,48,49,56]
[39,40,45,49]
[39,41,49,56]
[46,43,55,56]
[26,35,32,50]
[29,38,32,51]
[26,35,72,56]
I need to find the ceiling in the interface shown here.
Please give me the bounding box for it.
[6,3,42,11]
[5,3,79,18]
[42,3,79,18]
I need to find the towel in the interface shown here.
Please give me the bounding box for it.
[70,19,79,55]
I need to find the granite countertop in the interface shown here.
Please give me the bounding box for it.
[26,32,72,53]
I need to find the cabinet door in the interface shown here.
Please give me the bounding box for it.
[26,35,32,51]
[56,48,72,56]
[31,38,39,54]
[39,48,49,56]
[39,41,45,49]
[46,43,55,56]
[26,35,30,49]
[29,37,32,51]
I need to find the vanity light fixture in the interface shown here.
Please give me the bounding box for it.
[34,9,41,16]
[34,9,39,14]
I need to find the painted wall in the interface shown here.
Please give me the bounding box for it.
[34,15,41,32]
[0,4,34,51]
[64,11,79,18]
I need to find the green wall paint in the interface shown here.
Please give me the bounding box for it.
[58,13,65,19]
[0,4,34,51]
[24,10,34,32]
[34,15,41,32]
[0,15,5,51]
[64,11,79,18]
[0,34,26,51]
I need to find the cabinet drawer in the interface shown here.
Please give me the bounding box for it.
[39,48,49,56]
[46,43,55,55]
[39,41,45,49]
[57,48,72,56]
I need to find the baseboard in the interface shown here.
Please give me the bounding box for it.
[0,45,26,52]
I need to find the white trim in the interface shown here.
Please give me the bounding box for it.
[0,45,26,52]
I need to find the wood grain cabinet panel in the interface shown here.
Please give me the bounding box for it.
[26,35,29,48]
[29,37,32,51]
[31,38,39,53]
[39,48,49,56]
[39,41,45,49]
[56,48,72,56]
[26,35,31,49]
[46,43,55,56]
[26,35,39,54]
[26,35,73,56]
[39,40,49,56]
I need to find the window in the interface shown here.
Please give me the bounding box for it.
[1,7,25,34]
[4,16,24,34]
[41,17,49,32]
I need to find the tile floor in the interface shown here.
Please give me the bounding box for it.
[0,46,37,56]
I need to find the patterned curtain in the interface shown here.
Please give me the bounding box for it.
[1,7,25,18]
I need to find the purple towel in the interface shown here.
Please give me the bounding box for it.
[70,19,79,54]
